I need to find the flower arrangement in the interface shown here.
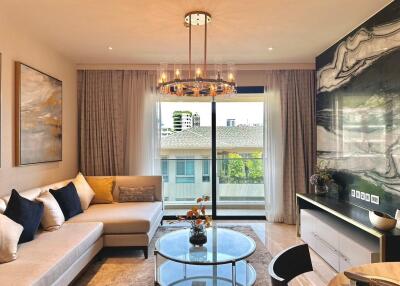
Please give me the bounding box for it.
[179,195,212,228]
[310,160,333,186]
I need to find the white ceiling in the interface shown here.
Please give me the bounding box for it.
[1,0,392,64]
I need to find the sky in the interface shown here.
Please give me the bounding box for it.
[161,102,264,128]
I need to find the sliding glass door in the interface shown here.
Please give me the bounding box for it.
[215,97,265,217]
[160,99,212,216]
[160,95,265,218]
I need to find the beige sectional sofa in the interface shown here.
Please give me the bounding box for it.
[0,176,163,286]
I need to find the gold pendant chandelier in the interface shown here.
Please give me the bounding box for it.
[157,11,236,97]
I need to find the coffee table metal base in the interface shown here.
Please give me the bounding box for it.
[155,260,256,286]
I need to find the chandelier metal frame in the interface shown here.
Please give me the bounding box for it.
[157,11,236,97]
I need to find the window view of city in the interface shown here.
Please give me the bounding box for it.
[160,99,265,216]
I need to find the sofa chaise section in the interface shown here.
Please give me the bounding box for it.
[67,201,163,257]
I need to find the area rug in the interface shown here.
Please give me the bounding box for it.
[73,226,271,285]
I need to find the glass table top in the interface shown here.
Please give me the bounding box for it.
[158,260,256,286]
[155,227,256,265]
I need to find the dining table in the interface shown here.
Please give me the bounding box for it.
[328,262,400,285]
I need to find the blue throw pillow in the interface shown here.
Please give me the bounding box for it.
[4,189,44,244]
[50,182,83,220]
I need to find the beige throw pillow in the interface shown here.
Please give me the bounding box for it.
[0,214,23,263]
[119,186,155,202]
[72,172,95,210]
[36,191,65,231]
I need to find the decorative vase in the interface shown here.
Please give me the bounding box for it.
[189,224,207,246]
[314,184,328,196]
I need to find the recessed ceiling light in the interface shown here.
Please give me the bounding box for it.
[108,46,113,50]
[268,47,274,51]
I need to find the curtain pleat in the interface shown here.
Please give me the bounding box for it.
[264,74,284,222]
[265,70,316,224]
[78,70,158,176]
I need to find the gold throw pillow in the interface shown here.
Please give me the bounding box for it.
[86,177,114,204]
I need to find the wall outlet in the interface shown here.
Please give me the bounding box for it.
[365,193,371,202]
[371,195,380,205]
[351,189,356,197]
[361,192,366,200]
[356,190,361,199]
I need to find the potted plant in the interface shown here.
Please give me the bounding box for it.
[179,195,212,246]
[309,161,333,196]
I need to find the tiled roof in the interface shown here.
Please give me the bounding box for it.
[161,126,263,149]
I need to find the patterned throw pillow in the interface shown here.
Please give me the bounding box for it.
[118,186,155,202]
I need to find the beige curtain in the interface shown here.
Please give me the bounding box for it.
[78,70,158,176]
[264,73,284,222]
[122,71,159,175]
[266,70,316,224]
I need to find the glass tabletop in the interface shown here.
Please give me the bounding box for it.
[158,260,256,286]
[155,227,256,265]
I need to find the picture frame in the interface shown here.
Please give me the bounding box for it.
[15,62,62,166]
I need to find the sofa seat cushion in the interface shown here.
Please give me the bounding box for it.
[0,222,103,286]
[67,202,162,234]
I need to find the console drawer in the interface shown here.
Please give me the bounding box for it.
[338,229,379,272]
[312,230,340,271]
[301,210,340,271]
[300,209,316,244]
[300,209,379,272]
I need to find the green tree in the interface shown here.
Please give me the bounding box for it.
[227,153,245,183]
[246,151,263,183]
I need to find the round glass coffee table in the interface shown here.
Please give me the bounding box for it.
[154,227,257,285]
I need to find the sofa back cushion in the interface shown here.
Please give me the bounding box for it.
[4,190,44,243]
[40,180,71,194]
[2,188,42,205]
[50,182,83,220]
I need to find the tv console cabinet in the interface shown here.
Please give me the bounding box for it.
[296,193,400,264]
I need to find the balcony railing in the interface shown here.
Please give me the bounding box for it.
[161,158,264,205]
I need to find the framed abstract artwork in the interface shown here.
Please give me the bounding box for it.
[15,62,62,165]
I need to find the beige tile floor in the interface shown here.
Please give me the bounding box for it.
[212,220,337,286]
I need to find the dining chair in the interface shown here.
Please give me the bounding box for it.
[268,244,313,286]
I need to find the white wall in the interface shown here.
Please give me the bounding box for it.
[0,12,78,196]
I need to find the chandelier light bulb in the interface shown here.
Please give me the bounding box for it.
[196,68,202,79]
[161,73,167,83]
[175,69,181,79]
